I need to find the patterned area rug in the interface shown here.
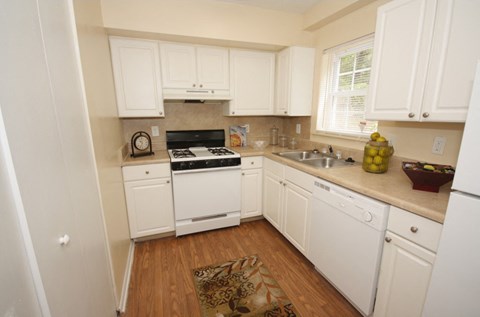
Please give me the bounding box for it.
[192,255,299,317]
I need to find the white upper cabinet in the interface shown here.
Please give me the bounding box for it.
[159,43,230,99]
[225,49,275,116]
[109,37,165,117]
[366,0,480,122]
[275,46,315,116]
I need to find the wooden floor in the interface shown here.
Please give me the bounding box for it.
[122,220,362,317]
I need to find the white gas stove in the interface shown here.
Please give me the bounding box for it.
[166,130,241,236]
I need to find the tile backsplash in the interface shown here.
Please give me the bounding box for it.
[122,102,288,150]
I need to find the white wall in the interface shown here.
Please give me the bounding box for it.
[73,0,131,306]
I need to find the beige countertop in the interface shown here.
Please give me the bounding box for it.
[123,145,450,224]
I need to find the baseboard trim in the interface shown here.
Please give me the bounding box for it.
[119,240,135,313]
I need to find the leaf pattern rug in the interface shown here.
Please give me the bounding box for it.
[192,255,299,317]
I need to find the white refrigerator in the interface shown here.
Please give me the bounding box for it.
[422,62,480,317]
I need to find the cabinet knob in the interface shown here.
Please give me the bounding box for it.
[283,183,286,187]
[59,234,71,246]
[279,180,283,185]
[250,161,254,165]
[192,83,196,88]
[408,112,415,118]
[422,112,430,118]
[211,90,215,94]
[385,236,392,243]
[410,226,419,233]
[242,172,245,176]
[232,111,235,115]
[199,84,203,88]
[145,171,150,174]
[159,111,163,115]
[284,111,288,114]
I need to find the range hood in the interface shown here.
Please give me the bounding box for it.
[162,87,231,102]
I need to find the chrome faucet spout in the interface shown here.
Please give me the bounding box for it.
[328,145,334,154]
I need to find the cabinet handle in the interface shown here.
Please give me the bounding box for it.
[408,112,415,118]
[166,180,170,183]
[145,171,150,174]
[59,234,71,246]
[422,112,430,118]
[410,226,419,233]
[385,236,392,243]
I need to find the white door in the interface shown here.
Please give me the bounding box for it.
[421,0,480,122]
[283,181,310,254]
[0,0,116,316]
[110,37,164,117]
[241,168,263,219]
[124,178,175,238]
[423,192,480,317]
[374,232,436,317]
[229,49,275,115]
[366,0,436,121]
[196,46,229,90]
[160,43,197,89]
[263,170,283,230]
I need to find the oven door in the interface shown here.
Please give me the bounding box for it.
[171,166,241,220]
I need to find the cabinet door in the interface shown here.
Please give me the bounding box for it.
[263,169,283,230]
[421,0,480,122]
[366,0,436,121]
[124,178,175,238]
[374,232,436,317]
[160,43,197,89]
[229,49,275,115]
[241,168,263,219]
[283,181,311,255]
[196,46,229,90]
[110,37,164,117]
[275,48,290,115]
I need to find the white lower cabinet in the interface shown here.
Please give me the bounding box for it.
[241,157,263,219]
[263,158,314,255]
[374,206,443,317]
[122,163,175,238]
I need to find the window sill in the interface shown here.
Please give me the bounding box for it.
[313,130,370,142]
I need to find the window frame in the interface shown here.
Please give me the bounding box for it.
[315,34,377,139]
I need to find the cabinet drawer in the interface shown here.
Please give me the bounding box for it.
[122,163,171,181]
[285,166,315,193]
[388,206,443,252]
[241,156,263,169]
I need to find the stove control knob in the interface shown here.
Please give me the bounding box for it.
[219,159,226,166]
[179,162,187,169]
[188,161,195,169]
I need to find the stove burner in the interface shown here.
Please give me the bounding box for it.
[208,147,235,156]
[172,149,195,158]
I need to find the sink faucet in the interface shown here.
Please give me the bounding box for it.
[326,145,342,159]
[328,145,334,155]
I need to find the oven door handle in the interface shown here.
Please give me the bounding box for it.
[172,165,241,175]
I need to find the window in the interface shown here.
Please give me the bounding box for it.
[316,36,377,137]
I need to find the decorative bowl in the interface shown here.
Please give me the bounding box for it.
[252,140,268,150]
[402,161,455,193]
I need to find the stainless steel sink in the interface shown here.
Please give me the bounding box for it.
[274,150,357,169]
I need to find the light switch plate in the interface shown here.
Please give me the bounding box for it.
[432,136,446,155]
[296,123,301,134]
[151,126,159,137]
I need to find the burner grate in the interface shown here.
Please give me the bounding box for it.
[208,147,235,156]
[172,149,195,158]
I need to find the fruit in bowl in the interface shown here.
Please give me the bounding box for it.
[402,161,455,192]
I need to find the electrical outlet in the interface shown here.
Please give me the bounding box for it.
[243,124,250,133]
[432,136,446,155]
[296,123,301,134]
[151,126,159,137]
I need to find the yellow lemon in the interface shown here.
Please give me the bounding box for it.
[378,164,387,172]
[373,156,383,165]
[376,136,387,142]
[367,148,378,157]
[379,147,390,157]
[368,164,379,172]
[370,132,381,141]
[364,156,373,165]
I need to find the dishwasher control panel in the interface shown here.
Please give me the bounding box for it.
[313,179,390,231]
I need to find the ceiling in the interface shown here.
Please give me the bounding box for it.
[211,0,324,13]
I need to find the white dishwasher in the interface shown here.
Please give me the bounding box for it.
[307,178,389,316]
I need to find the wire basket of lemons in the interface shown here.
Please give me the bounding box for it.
[362,132,394,173]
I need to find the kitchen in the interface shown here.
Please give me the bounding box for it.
[1,0,479,317]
